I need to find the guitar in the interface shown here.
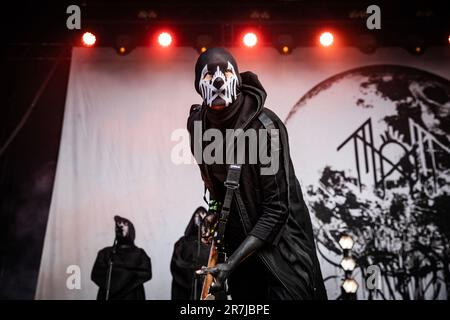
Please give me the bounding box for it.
[200,241,218,300]
[199,240,228,300]
[199,197,232,300]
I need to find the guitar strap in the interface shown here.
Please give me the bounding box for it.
[213,164,242,254]
[213,111,280,249]
[229,112,283,237]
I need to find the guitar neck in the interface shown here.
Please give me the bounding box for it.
[200,240,225,300]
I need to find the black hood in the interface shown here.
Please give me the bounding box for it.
[184,206,207,238]
[233,71,267,130]
[114,215,136,245]
[240,71,267,108]
[203,70,267,131]
[194,47,241,95]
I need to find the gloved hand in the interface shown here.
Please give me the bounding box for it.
[202,235,264,293]
[203,262,233,294]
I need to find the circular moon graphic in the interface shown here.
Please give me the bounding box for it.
[286,65,450,300]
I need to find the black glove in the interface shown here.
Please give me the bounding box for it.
[203,235,264,293]
[205,262,233,294]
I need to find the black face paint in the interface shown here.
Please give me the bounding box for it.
[194,48,241,107]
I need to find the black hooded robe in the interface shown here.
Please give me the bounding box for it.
[170,212,211,300]
[187,71,327,300]
[91,246,152,300]
[91,217,152,301]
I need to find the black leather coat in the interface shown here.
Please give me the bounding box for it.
[187,72,327,300]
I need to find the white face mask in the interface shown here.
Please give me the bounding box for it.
[198,61,238,107]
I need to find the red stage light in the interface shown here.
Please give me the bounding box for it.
[448,34,450,44]
[158,32,173,47]
[243,32,258,47]
[319,32,334,47]
[82,32,96,47]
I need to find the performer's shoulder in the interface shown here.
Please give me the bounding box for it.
[258,107,285,128]
[187,104,203,130]
[132,246,148,254]
[190,103,202,113]
[136,247,151,261]
[97,246,112,256]
[189,104,202,118]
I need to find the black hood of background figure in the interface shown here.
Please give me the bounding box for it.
[183,206,207,238]
[114,215,136,245]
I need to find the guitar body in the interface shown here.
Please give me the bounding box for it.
[200,165,241,300]
[200,240,228,300]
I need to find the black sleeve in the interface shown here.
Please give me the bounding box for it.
[248,123,289,244]
[139,249,152,282]
[187,105,204,161]
[118,248,152,282]
[186,104,202,140]
[110,248,152,298]
[91,249,109,288]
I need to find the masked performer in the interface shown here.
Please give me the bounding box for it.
[91,216,152,300]
[187,48,327,300]
[170,206,212,300]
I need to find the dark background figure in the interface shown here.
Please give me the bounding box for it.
[91,215,152,300]
[170,207,211,300]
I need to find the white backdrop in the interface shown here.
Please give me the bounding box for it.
[36,46,449,299]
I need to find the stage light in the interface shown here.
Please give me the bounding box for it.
[319,32,334,47]
[407,44,426,55]
[82,32,96,47]
[243,32,258,47]
[448,34,450,44]
[195,34,213,54]
[340,257,356,272]
[404,34,426,55]
[358,34,378,54]
[276,34,294,55]
[115,34,136,56]
[158,32,173,47]
[339,233,354,250]
[342,278,358,294]
[339,232,357,299]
